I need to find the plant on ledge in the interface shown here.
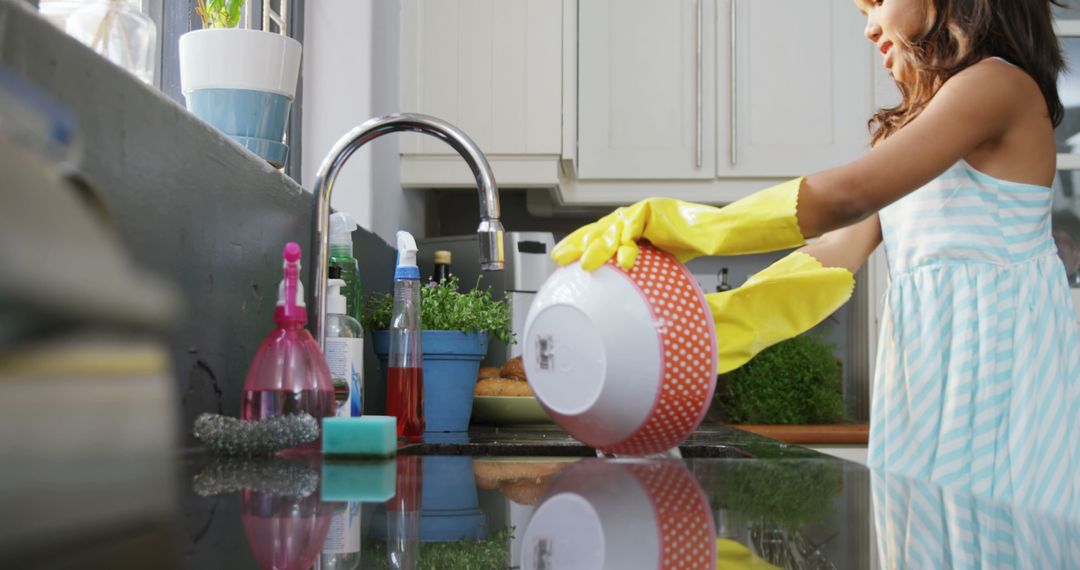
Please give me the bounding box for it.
[195,0,244,29]
[712,333,846,425]
[181,0,301,168]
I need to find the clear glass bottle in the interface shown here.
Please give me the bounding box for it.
[315,502,362,570]
[326,267,364,417]
[329,212,363,322]
[65,0,157,85]
[387,231,424,438]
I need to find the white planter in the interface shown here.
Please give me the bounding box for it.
[178,29,302,167]
[179,28,301,97]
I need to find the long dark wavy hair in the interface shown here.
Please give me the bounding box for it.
[870,0,1068,145]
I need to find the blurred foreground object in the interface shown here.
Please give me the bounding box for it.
[0,117,177,339]
[0,73,181,565]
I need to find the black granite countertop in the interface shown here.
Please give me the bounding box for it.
[4,426,1076,569]
[398,424,822,459]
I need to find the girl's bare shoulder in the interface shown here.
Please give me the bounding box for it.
[926,57,1043,131]
[939,58,1041,107]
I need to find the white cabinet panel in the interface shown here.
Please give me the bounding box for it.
[401,0,561,157]
[578,0,717,179]
[718,0,873,176]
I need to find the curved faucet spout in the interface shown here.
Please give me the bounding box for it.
[310,113,504,349]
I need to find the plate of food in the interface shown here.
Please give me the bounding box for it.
[472,356,554,425]
[473,457,576,505]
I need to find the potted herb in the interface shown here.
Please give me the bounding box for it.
[362,526,514,570]
[711,333,847,425]
[700,458,843,568]
[363,276,513,433]
[177,0,302,168]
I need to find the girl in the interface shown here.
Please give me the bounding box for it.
[553,0,1080,516]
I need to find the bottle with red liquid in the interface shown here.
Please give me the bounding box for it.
[385,456,422,568]
[387,231,424,438]
[241,242,336,450]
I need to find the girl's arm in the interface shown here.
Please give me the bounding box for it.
[796,60,1033,237]
[799,213,882,274]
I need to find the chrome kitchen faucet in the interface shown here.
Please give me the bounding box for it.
[310,113,504,349]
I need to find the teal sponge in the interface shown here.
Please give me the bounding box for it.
[322,416,397,457]
[321,459,397,502]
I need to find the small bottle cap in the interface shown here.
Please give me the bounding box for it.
[434,250,452,265]
[328,279,347,315]
[330,212,358,257]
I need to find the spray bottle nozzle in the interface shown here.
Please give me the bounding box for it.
[276,241,307,324]
[283,242,302,263]
[395,231,420,281]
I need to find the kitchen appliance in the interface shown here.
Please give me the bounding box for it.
[418,232,556,367]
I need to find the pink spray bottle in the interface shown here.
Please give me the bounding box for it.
[241,242,335,451]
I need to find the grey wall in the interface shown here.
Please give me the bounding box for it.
[0,1,395,443]
[301,0,419,245]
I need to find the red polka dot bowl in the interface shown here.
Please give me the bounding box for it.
[520,459,717,570]
[522,242,717,456]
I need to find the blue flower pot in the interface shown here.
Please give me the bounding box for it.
[185,88,292,166]
[419,456,485,541]
[373,330,489,433]
[368,457,484,543]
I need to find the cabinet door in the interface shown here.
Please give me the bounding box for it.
[717,0,872,177]
[578,0,717,180]
[400,0,562,156]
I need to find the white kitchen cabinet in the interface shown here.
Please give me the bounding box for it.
[398,0,878,203]
[575,0,873,182]
[718,0,873,177]
[399,0,563,187]
[577,0,717,180]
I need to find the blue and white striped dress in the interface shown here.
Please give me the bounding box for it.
[868,158,1080,517]
[872,468,1080,568]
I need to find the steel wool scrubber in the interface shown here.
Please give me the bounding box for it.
[193,412,319,455]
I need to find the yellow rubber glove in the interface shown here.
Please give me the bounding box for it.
[716,538,781,569]
[709,251,854,374]
[551,178,805,271]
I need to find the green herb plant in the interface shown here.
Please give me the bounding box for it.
[718,459,842,528]
[361,276,514,344]
[714,333,846,424]
[362,526,514,570]
[195,0,244,29]
[717,459,842,567]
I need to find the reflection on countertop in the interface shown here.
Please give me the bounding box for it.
[5,426,1080,569]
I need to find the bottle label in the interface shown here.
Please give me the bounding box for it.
[326,337,364,417]
[322,502,361,554]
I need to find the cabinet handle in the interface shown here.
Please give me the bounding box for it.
[696,0,704,169]
[730,0,738,167]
